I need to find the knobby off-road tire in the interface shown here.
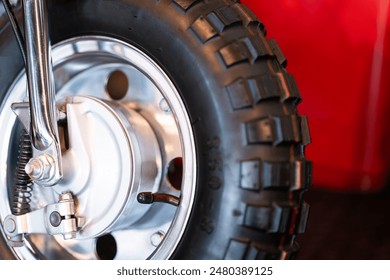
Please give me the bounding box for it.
[0,0,311,259]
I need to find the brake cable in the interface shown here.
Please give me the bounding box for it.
[1,0,26,63]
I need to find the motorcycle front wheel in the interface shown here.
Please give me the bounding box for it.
[0,0,311,260]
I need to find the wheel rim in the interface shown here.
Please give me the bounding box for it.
[0,36,197,259]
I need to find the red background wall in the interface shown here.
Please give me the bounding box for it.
[242,0,390,191]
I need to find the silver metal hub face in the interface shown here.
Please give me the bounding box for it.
[56,96,161,239]
[0,36,196,259]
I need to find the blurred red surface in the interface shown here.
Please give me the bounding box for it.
[242,0,390,191]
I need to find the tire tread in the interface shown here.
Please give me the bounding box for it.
[178,0,311,259]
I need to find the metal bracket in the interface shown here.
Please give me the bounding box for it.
[3,192,79,247]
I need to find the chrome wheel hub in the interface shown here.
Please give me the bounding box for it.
[0,36,196,259]
[57,96,161,239]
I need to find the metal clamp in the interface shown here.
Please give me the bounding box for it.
[3,192,79,247]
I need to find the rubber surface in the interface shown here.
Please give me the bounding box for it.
[0,0,311,259]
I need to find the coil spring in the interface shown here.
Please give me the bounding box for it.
[12,130,33,215]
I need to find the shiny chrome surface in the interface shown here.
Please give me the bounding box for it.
[22,0,62,185]
[4,192,77,240]
[54,96,162,239]
[0,36,196,259]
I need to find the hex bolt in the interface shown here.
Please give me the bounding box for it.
[25,154,55,182]
[150,231,165,247]
[4,218,16,233]
[59,192,73,201]
[25,158,44,179]
[49,211,62,227]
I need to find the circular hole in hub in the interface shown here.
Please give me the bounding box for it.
[167,157,183,191]
[96,234,117,260]
[106,70,129,100]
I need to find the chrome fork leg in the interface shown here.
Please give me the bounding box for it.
[22,0,62,186]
